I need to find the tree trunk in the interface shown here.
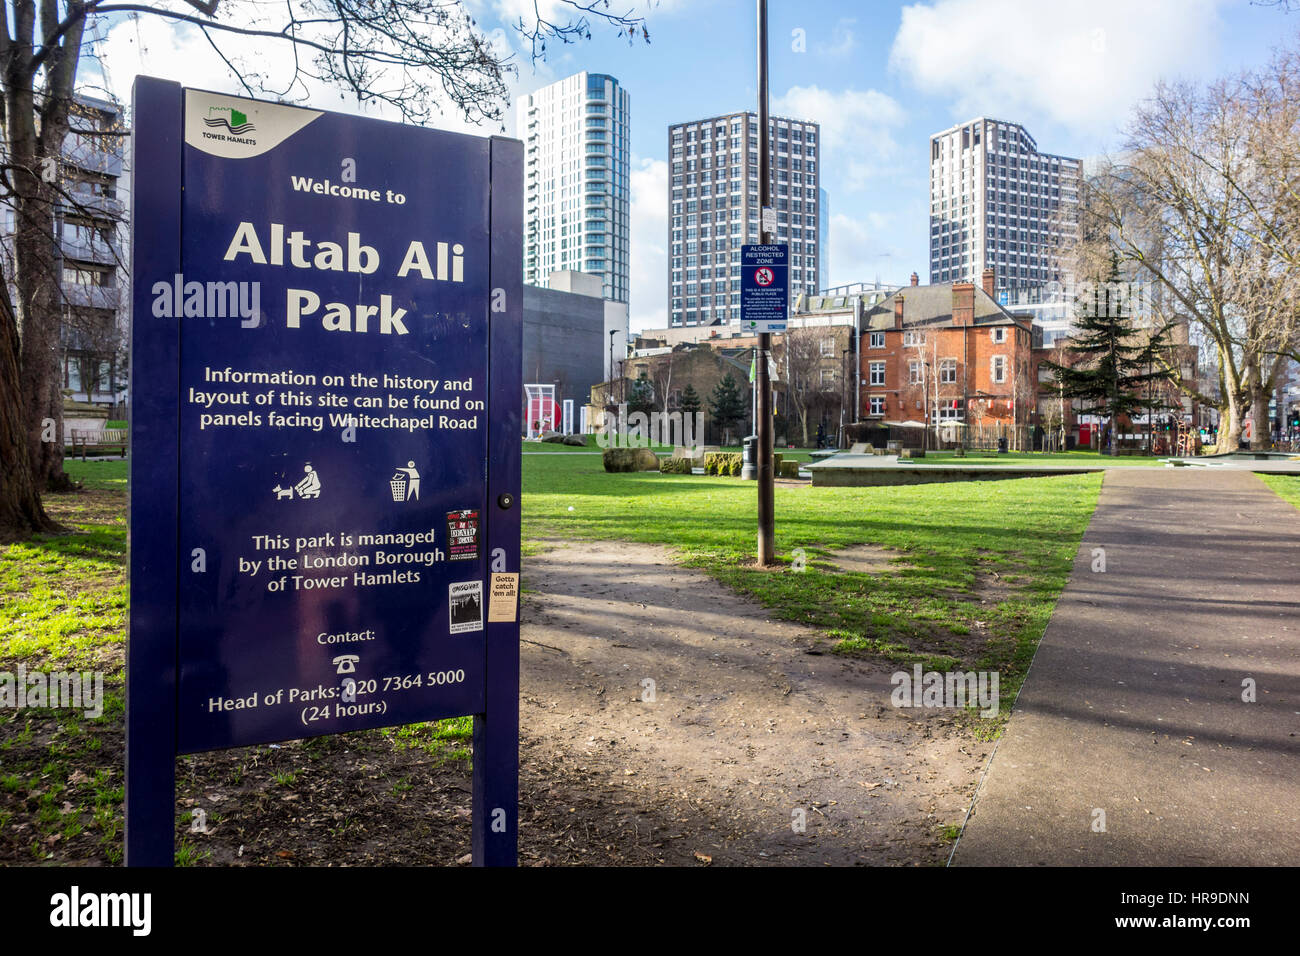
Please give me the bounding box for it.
[1217,401,1241,454]
[7,12,82,496]
[16,186,72,492]
[1251,380,1272,450]
[0,281,59,536]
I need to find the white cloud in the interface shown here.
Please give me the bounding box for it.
[629,156,668,332]
[890,0,1228,136]
[773,85,907,191]
[828,211,913,289]
[814,18,858,58]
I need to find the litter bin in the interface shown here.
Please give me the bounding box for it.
[997,436,1008,454]
[741,435,758,480]
[390,472,409,501]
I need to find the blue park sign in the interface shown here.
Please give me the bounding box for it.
[126,78,522,866]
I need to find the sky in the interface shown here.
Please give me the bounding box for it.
[83,0,1297,332]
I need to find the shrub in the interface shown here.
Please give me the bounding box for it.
[705,452,743,476]
[659,457,692,474]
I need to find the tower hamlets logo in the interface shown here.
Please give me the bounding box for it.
[204,106,256,136]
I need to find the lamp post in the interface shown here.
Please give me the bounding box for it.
[755,0,775,564]
[608,329,617,388]
[841,346,851,449]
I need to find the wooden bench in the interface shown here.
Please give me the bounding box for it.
[69,427,128,460]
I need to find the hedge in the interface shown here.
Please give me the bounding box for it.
[704,451,743,476]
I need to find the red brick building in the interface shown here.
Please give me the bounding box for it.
[854,269,1035,446]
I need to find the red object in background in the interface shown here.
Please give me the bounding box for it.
[527,397,561,433]
[1079,424,1092,445]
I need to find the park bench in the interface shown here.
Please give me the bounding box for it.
[69,427,128,460]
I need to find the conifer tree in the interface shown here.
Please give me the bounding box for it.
[709,373,747,445]
[1041,259,1176,455]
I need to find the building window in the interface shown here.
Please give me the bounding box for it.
[869,361,885,386]
[820,337,835,357]
[991,327,1006,343]
[931,399,965,423]
[869,331,885,349]
[820,368,836,388]
[991,354,1007,384]
[908,360,923,384]
[903,330,922,347]
[869,396,885,416]
[939,359,957,384]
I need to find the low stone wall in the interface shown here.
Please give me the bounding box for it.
[809,465,1100,487]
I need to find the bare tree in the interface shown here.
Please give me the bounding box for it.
[780,327,833,447]
[1084,47,1300,452]
[1008,349,1033,450]
[0,0,652,535]
[650,349,674,413]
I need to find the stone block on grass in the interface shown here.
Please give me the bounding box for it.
[603,447,661,472]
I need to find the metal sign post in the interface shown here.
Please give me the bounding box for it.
[753,0,777,565]
[126,77,521,866]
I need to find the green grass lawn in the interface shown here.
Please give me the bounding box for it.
[1258,473,1300,511]
[63,458,128,490]
[1,461,129,861]
[522,455,1103,717]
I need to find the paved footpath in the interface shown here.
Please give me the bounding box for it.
[953,468,1300,865]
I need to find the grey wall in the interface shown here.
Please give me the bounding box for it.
[523,285,607,420]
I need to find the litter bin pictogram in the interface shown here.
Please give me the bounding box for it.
[390,472,408,502]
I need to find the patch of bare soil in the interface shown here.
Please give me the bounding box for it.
[515,540,990,865]
[824,544,909,575]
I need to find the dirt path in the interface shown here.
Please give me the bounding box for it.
[516,539,992,866]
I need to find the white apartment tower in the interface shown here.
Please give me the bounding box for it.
[518,72,630,303]
[929,118,1080,297]
[668,112,822,327]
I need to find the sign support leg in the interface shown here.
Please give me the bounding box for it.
[125,77,184,867]
[474,136,524,867]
